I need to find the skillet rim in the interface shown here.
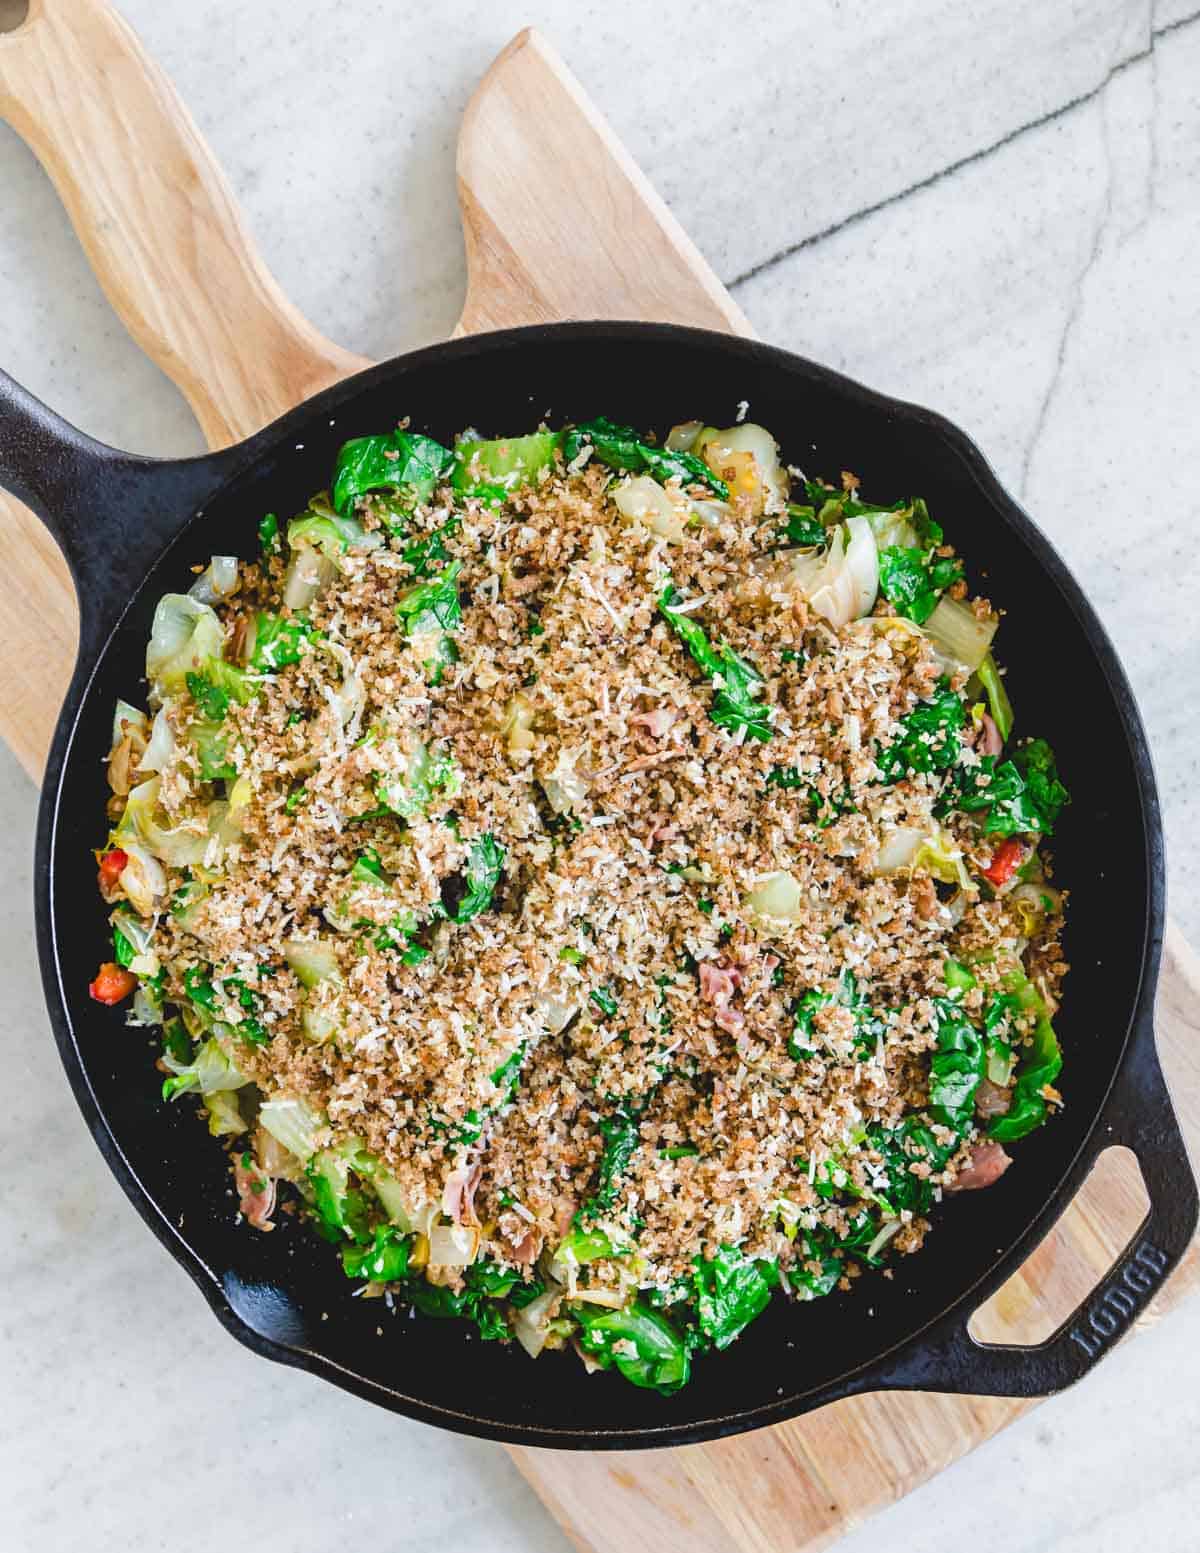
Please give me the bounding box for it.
[32,320,1174,1447]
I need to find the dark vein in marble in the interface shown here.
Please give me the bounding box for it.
[1018,77,1117,499]
[727,4,1200,291]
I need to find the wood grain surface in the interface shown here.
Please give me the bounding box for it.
[0,9,1195,1552]
[0,0,368,778]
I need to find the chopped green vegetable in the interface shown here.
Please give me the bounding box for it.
[406,1260,543,1342]
[572,1299,691,1394]
[287,497,377,557]
[692,1245,780,1350]
[188,717,236,781]
[160,1016,191,1066]
[350,848,385,884]
[451,431,562,505]
[577,1106,640,1222]
[160,1035,246,1103]
[306,1150,372,1242]
[865,1117,958,1216]
[554,1225,618,1269]
[928,999,985,1131]
[662,1143,699,1159]
[977,652,1014,742]
[258,512,279,555]
[779,503,827,547]
[876,680,964,781]
[249,612,318,672]
[790,970,882,1060]
[402,517,461,577]
[489,1041,526,1106]
[589,985,619,1018]
[943,958,977,998]
[394,560,463,652]
[331,430,453,518]
[284,785,308,814]
[448,832,505,923]
[564,416,727,499]
[559,945,586,966]
[988,971,1062,1141]
[877,545,963,624]
[789,986,832,1059]
[340,1224,412,1282]
[948,738,1069,837]
[658,584,773,742]
[377,742,461,821]
[185,659,255,724]
[112,924,136,969]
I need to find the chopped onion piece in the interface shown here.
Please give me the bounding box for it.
[258,1095,325,1163]
[282,543,335,610]
[697,423,787,514]
[536,996,581,1035]
[428,1222,480,1267]
[783,518,878,626]
[925,595,997,676]
[612,474,688,543]
[110,699,149,751]
[513,1285,563,1359]
[873,827,927,875]
[665,420,703,453]
[746,869,804,924]
[138,707,176,774]
[188,555,238,605]
[145,594,224,693]
[283,938,341,988]
[115,841,167,916]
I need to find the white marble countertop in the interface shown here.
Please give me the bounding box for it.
[1,2,1198,1549]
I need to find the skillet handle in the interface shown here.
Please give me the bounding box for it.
[0,367,239,661]
[858,1003,1197,1400]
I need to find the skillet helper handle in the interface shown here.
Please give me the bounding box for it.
[0,367,238,657]
[873,1006,1198,1399]
[0,0,367,448]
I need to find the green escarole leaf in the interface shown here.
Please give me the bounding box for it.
[563,416,728,499]
[864,1117,959,1216]
[185,658,256,722]
[988,970,1063,1142]
[692,1245,780,1350]
[947,737,1069,837]
[658,584,773,742]
[976,652,1014,742]
[577,1106,641,1222]
[394,559,464,636]
[779,503,827,547]
[340,1224,412,1282]
[927,998,985,1131]
[571,1299,691,1394]
[248,612,319,672]
[405,1260,544,1341]
[877,546,963,624]
[331,430,454,518]
[876,680,964,781]
[448,832,505,923]
[376,742,461,821]
[451,430,562,505]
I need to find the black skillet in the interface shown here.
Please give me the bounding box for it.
[0,322,1194,1448]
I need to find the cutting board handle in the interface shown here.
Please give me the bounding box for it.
[454,29,751,338]
[0,0,368,448]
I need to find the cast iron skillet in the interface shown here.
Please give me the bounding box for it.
[0,323,1194,1449]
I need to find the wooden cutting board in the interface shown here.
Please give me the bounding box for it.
[0,7,1197,1550]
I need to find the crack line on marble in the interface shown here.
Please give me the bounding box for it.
[727,2,1200,291]
[1018,62,1118,501]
